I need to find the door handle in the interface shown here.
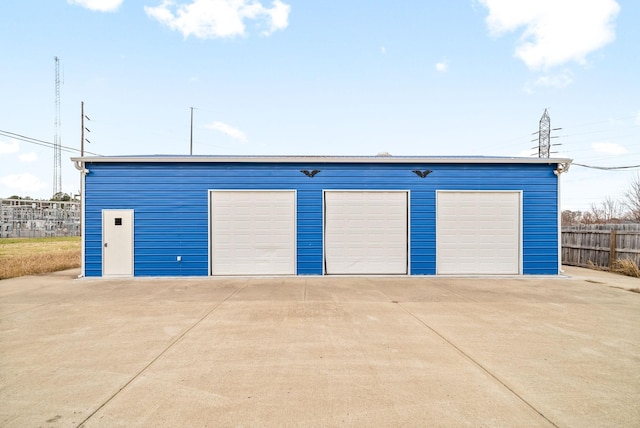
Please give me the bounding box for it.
[104,243,108,247]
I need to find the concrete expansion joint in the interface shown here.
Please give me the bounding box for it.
[382,293,560,428]
[74,281,249,428]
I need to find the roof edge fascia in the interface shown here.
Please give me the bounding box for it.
[71,155,573,165]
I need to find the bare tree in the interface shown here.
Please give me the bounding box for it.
[586,197,623,224]
[561,210,583,226]
[581,211,596,224]
[587,203,604,223]
[601,196,624,222]
[623,173,640,222]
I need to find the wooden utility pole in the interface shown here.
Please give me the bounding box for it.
[190,107,194,155]
[81,101,85,157]
[79,101,84,238]
[81,101,90,155]
[79,101,90,236]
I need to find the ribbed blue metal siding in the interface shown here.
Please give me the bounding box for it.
[84,161,559,276]
[424,164,559,274]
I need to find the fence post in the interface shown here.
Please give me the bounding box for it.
[609,229,617,269]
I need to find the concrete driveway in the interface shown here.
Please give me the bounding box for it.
[1,267,639,427]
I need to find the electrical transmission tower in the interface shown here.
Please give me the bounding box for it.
[531,109,562,158]
[53,57,62,196]
[538,108,551,158]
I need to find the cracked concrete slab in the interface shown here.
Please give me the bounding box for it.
[0,267,638,427]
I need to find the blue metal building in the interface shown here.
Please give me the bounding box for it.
[72,156,571,277]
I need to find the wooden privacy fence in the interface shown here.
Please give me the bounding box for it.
[562,224,640,269]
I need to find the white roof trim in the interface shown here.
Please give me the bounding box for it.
[71,155,572,165]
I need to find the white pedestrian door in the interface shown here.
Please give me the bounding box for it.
[103,210,134,276]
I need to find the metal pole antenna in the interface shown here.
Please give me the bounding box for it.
[53,56,62,196]
[190,107,194,155]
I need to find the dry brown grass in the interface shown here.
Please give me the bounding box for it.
[610,258,640,278]
[586,260,601,270]
[0,237,80,280]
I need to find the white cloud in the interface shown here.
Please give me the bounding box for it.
[0,139,19,154]
[265,0,289,34]
[592,141,627,155]
[144,0,291,39]
[435,60,448,73]
[67,0,123,12]
[206,121,248,143]
[479,0,620,70]
[1,173,46,193]
[18,152,38,163]
[380,46,386,55]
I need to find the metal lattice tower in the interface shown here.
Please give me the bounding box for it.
[53,57,62,196]
[538,108,551,158]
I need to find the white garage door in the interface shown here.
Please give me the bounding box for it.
[324,191,408,275]
[437,191,520,275]
[210,191,296,275]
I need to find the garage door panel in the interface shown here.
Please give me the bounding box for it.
[325,191,408,275]
[437,191,520,275]
[211,191,296,275]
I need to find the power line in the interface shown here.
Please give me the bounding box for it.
[572,163,640,170]
[0,129,101,156]
[561,114,638,130]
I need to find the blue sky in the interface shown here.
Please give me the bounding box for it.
[0,0,638,211]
